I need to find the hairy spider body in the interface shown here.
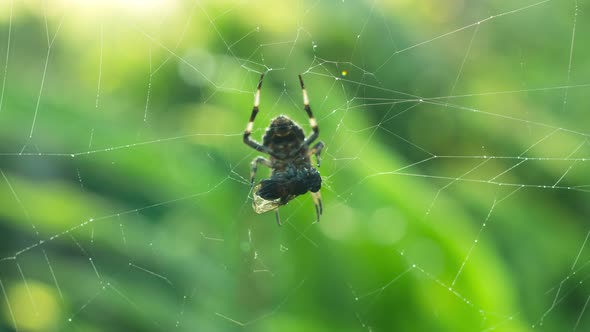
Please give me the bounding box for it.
[243,74,324,225]
[258,115,321,199]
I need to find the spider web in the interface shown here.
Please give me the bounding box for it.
[0,0,589,331]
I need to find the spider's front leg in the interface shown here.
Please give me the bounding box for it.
[243,74,271,154]
[308,141,325,167]
[298,75,320,147]
[250,156,272,186]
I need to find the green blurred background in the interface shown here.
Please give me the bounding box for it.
[0,0,589,331]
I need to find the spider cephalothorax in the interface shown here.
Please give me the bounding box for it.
[243,74,324,226]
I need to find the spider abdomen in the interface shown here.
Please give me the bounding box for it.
[262,115,305,148]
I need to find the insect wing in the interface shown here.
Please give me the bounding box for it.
[252,183,282,214]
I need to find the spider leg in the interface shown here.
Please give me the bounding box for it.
[243,74,271,153]
[275,209,282,226]
[298,75,319,147]
[311,191,323,222]
[308,141,325,167]
[250,156,272,186]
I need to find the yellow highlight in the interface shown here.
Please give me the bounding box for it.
[3,281,60,331]
[66,0,174,14]
[341,70,348,77]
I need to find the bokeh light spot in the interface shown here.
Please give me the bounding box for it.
[3,281,60,332]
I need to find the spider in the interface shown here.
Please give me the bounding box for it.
[243,73,324,226]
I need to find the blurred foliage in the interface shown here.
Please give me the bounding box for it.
[0,0,589,331]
